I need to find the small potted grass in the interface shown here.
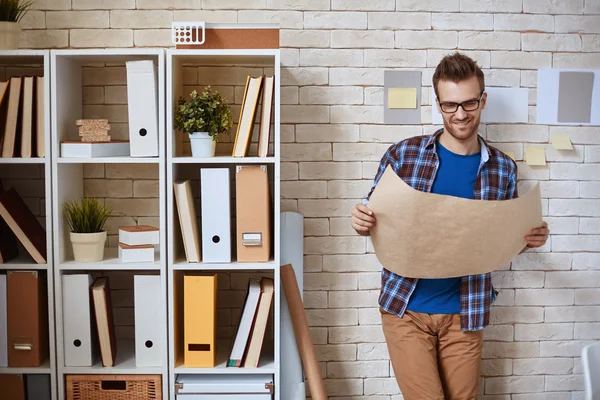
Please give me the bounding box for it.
[0,0,33,50]
[63,197,111,263]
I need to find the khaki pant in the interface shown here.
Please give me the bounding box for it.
[380,308,483,400]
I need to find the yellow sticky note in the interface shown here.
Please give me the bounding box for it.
[550,135,574,150]
[525,147,546,166]
[388,87,417,109]
[505,151,516,160]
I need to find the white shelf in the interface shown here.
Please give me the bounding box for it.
[0,254,48,270]
[0,50,46,64]
[0,359,52,375]
[0,158,47,164]
[172,156,276,164]
[173,260,276,271]
[60,248,161,270]
[63,341,164,375]
[57,157,160,164]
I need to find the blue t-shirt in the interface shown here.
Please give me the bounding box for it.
[406,139,481,315]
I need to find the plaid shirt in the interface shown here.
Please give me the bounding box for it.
[365,129,518,331]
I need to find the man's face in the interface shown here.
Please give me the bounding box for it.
[435,76,487,142]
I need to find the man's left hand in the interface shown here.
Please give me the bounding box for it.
[525,221,550,249]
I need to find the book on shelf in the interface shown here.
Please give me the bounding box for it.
[1,77,22,158]
[20,76,34,158]
[0,76,45,159]
[173,180,201,263]
[243,277,274,368]
[232,75,263,158]
[228,278,261,367]
[257,76,274,158]
[0,187,46,264]
[91,277,117,367]
[35,76,45,158]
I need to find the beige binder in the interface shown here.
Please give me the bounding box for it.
[235,165,271,263]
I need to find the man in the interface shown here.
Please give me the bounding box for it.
[351,53,549,400]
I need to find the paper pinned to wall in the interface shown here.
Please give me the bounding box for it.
[384,70,422,125]
[366,165,542,279]
[388,88,417,109]
[525,146,547,166]
[431,87,529,125]
[550,135,574,150]
[537,68,600,126]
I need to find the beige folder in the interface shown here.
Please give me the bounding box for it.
[184,273,217,368]
[235,165,271,263]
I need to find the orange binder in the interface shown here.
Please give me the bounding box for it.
[0,374,25,400]
[7,271,48,367]
[235,165,271,262]
[184,273,217,368]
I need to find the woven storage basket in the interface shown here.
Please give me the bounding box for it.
[66,374,162,400]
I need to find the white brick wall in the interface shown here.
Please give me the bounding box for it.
[19,2,600,398]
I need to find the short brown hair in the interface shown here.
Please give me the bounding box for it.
[432,52,485,98]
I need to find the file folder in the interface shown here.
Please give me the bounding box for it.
[126,60,159,157]
[134,275,163,367]
[184,273,217,368]
[200,168,231,263]
[7,271,48,367]
[0,274,7,367]
[25,375,51,400]
[0,374,25,400]
[62,274,98,367]
[236,165,271,262]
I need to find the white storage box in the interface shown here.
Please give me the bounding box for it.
[175,374,273,399]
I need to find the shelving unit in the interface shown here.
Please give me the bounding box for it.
[50,49,168,400]
[166,48,281,399]
[0,50,56,400]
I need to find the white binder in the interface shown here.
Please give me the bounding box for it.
[126,60,159,157]
[134,275,163,367]
[200,168,231,263]
[62,274,98,367]
[0,274,7,367]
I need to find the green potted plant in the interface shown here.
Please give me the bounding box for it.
[63,197,112,263]
[0,0,33,50]
[174,86,233,157]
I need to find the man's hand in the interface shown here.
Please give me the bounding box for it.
[525,221,550,249]
[352,204,376,236]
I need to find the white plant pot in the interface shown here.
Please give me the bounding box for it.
[0,22,21,50]
[189,132,216,157]
[70,231,107,263]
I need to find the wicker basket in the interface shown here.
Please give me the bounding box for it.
[66,374,162,400]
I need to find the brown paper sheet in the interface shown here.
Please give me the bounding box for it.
[367,165,543,278]
[281,264,327,400]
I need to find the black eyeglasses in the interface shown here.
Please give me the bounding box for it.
[438,93,484,113]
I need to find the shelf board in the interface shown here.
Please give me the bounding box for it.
[62,341,164,375]
[172,156,275,164]
[0,359,51,374]
[0,158,46,164]
[60,248,161,271]
[57,157,160,164]
[174,345,275,375]
[0,50,46,65]
[173,260,276,271]
[0,255,48,270]
[170,49,277,66]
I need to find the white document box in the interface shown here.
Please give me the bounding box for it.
[62,274,98,366]
[0,274,7,367]
[200,168,231,263]
[126,60,159,157]
[175,374,273,399]
[134,275,163,367]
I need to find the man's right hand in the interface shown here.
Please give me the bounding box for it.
[352,204,376,236]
